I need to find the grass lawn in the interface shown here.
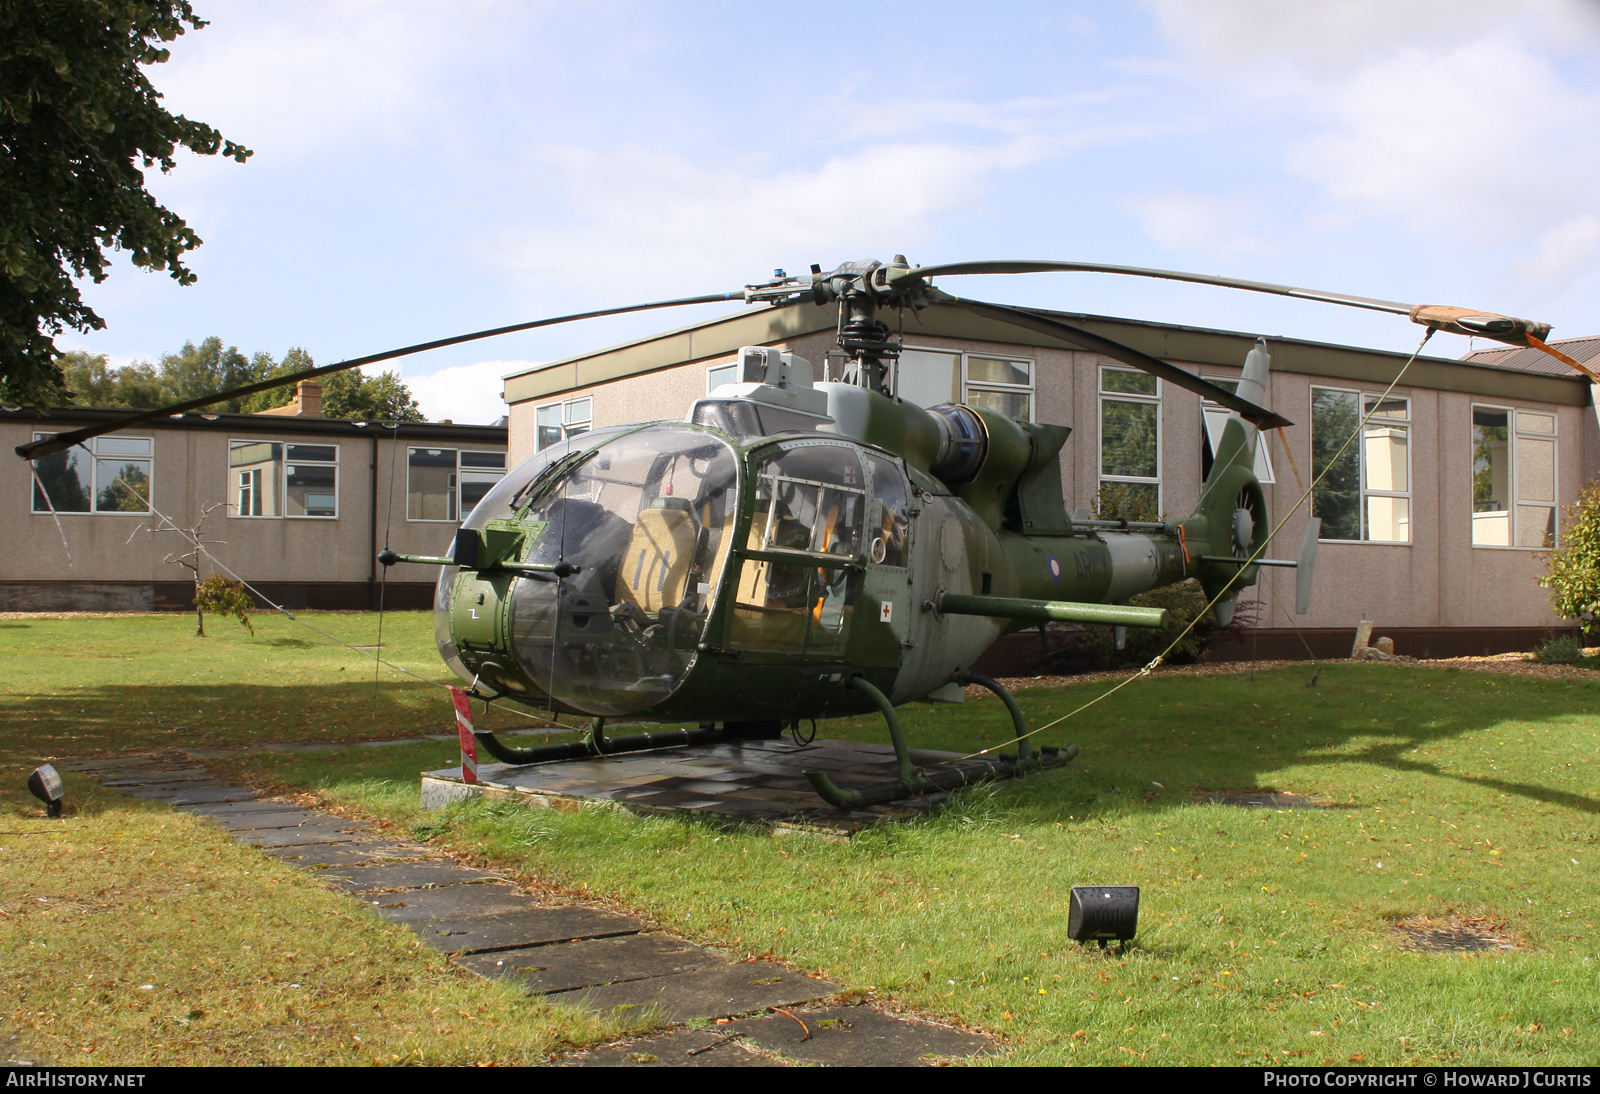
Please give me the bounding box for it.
[0,612,606,1066]
[6,611,1600,1065]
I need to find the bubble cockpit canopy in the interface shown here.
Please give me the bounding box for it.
[435,425,740,716]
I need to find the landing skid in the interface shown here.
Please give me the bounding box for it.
[468,673,1076,809]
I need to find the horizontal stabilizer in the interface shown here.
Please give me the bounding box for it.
[1296,518,1321,615]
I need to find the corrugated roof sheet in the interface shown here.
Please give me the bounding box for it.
[1461,336,1600,377]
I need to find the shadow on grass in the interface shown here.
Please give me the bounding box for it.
[9,665,1600,826]
[912,664,1600,825]
[0,681,560,762]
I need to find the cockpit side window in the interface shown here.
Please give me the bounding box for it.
[863,453,911,568]
[747,444,866,560]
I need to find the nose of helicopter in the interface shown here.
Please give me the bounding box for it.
[441,424,741,717]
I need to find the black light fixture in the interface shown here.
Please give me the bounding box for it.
[1069,885,1139,951]
[28,764,64,818]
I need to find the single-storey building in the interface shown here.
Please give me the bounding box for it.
[3,381,507,611]
[498,302,1600,661]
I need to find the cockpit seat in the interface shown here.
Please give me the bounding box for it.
[617,498,696,614]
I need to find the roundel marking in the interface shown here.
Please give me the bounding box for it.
[1046,553,1062,582]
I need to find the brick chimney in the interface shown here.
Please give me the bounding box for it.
[258,380,323,417]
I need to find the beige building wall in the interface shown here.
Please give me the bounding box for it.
[5,415,505,608]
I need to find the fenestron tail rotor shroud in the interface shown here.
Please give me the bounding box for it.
[15,257,1567,461]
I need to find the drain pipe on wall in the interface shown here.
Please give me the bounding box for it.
[368,429,380,609]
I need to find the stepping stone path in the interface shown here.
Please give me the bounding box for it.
[67,755,993,1067]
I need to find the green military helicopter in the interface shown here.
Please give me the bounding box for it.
[372,258,1562,807]
[19,258,1567,806]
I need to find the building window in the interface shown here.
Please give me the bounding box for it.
[535,397,593,451]
[1310,389,1410,542]
[895,348,961,408]
[1098,368,1160,520]
[408,448,507,521]
[1472,406,1556,548]
[963,354,1033,420]
[229,440,283,516]
[285,444,339,518]
[31,433,152,514]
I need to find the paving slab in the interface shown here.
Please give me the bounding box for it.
[102,770,215,786]
[263,841,422,868]
[455,932,719,995]
[318,861,501,893]
[408,906,641,954]
[364,882,530,923]
[207,809,332,832]
[135,786,259,805]
[235,821,365,848]
[724,1005,991,1066]
[178,799,305,818]
[558,1028,785,1067]
[560,961,837,1024]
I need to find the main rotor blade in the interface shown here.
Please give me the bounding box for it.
[902,259,1413,316]
[16,291,743,460]
[898,260,1557,351]
[949,296,1294,430]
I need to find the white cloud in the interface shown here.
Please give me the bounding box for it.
[404,359,526,424]
[1122,191,1271,259]
[1286,40,1600,239]
[1144,0,1600,76]
[493,139,1054,299]
[1512,214,1600,286]
[1142,1,1600,261]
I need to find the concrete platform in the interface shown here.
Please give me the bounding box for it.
[422,738,1017,837]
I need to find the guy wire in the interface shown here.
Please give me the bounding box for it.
[933,327,1434,766]
[373,421,401,718]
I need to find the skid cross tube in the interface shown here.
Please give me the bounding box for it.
[803,675,1080,808]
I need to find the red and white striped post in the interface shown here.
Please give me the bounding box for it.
[449,687,478,785]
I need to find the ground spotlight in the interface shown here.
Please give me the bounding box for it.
[1069,885,1139,951]
[28,763,64,818]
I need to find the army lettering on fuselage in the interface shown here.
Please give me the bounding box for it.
[1073,551,1107,584]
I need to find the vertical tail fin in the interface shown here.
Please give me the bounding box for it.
[1188,338,1272,625]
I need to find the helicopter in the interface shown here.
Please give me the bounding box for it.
[18,257,1577,807]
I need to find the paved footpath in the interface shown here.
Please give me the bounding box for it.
[68,755,992,1067]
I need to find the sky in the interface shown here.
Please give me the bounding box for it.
[63,0,1600,423]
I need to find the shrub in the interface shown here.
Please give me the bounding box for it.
[195,575,257,636]
[1540,478,1600,633]
[1534,634,1585,665]
[1076,579,1231,668]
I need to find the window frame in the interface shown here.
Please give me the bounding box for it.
[406,446,508,523]
[283,442,340,520]
[31,432,154,516]
[961,352,1034,422]
[1097,366,1162,516]
[227,439,283,519]
[1309,386,1413,544]
[534,397,595,452]
[1470,403,1558,550]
